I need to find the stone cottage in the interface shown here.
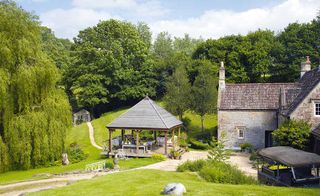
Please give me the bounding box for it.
[217,57,320,154]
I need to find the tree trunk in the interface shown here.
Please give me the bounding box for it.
[201,115,205,132]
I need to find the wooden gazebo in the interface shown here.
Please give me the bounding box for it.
[106,96,183,157]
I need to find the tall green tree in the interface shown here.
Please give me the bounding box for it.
[0,1,71,170]
[136,22,152,50]
[64,19,157,114]
[191,66,217,132]
[164,66,191,120]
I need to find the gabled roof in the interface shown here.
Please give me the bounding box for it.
[107,96,183,130]
[285,68,320,115]
[219,83,299,110]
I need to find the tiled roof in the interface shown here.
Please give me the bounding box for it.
[285,68,320,115]
[219,83,300,110]
[107,96,183,130]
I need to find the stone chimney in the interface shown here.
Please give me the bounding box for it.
[301,56,311,78]
[219,61,225,90]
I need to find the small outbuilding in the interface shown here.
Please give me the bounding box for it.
[104,96,183,157]
[73,109,91,125]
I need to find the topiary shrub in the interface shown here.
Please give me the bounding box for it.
[151,153,166,161]
[176,159,207,172]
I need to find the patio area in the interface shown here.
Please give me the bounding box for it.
[102,96,184,158]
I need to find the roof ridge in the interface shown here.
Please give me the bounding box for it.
[226,82,298,86]
[147,98,169,129]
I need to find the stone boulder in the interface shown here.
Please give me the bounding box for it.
[163,183,186,195]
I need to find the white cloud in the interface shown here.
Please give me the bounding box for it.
[150,0,320,39]
[39,0,320,40]
[72,0,169,17]
[41,8,115,39]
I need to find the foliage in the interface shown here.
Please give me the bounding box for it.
[191,65,217,132]
[178,132,188,148]
[0,136,9,173]
[240,143,252,151]
[64,19,157,113]
[272,120,311,150]
[189,139,210,150]
[199,161,257,185]
[0,1,71,171]
[164,66,191,120]
[67,143,88,164]
[104,162,114,169]
[176,159,207,172]
[151,154,166,161]
[208,135,230,162]
[169,149,181,159]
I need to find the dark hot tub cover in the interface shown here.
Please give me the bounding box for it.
[258,146,320,167]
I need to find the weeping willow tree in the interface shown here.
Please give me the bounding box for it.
[0,1,71,171]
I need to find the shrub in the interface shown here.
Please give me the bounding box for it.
[272,120,311,150]
[151,154,166,161]
[176,159,207,172]
[178,132,188,148]
[208,136,230,162]
[240,143,252,151]
[169,150,181,159]
[189,139,210,150]
[199,161,257,185]
[105,161,114,169]
[67,142,88,163]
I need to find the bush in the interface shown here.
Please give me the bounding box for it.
[272,120,311,150]
[176,159,207,172]
[179,132,188,148]
[199,161,257,185]
[208,136,230,162]
[169,150,181,159]
[105,161,114,169]
[151,154,166,161]
[189,139,210,150]
[67,142,88,163]
[240,143,252,151]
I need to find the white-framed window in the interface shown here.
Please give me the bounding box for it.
[315,102,320,116]
[236,127,245,139]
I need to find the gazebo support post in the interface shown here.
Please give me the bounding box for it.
[172,129,175,151]
[153,131,157,144]
[164,131,168,155]
[136,130,140,154]
[178,127,181,146]
[108,129,114,154]
[121,129,125,146]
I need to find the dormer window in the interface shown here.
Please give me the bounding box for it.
[315,102,320,116]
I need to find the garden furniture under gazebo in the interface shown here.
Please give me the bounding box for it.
[105,96,183,157]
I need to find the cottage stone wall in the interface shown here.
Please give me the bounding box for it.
[218,110,278,149]
[290,83,320,129]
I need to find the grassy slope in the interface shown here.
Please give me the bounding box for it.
[31,170,319,196]
[91,108,128,146]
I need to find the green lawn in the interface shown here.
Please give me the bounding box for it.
[30,169,319,196]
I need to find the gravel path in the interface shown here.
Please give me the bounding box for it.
[87,122,103,150]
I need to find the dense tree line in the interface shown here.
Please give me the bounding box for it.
[0,1,71,172]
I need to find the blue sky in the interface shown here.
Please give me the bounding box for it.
[16,0,320,40]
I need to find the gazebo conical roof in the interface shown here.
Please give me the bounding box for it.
[107,96,183,130]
